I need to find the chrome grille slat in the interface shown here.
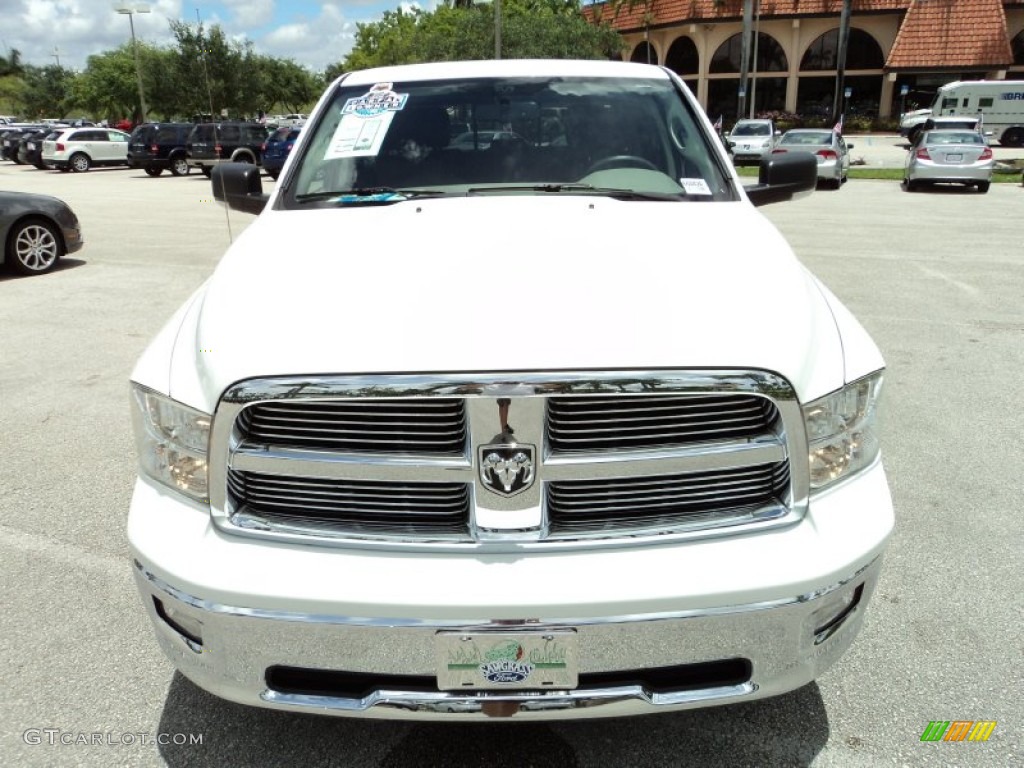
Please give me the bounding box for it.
[547,394,777,452]
[229,470,471,530]
[241,398,467,455]
[547,463,790,531]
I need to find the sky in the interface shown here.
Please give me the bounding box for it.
[0,0,431,74]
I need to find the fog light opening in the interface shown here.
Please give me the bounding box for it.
[153,597,204,649]
[813,584,864,645]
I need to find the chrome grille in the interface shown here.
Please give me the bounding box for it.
[546,394,778,452]
[210,372,807,551]
[228,470,471,536]
[239,399,467,455]
[547,462,790,536]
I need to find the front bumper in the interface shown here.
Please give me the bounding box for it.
[129,462,893,721]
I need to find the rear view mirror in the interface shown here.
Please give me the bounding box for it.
[745,152,817,207]
[211,163,268,215]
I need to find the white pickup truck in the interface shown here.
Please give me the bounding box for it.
[128,59,893,721]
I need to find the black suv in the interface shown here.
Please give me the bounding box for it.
[128,123,193,176]
[187,122,268,176]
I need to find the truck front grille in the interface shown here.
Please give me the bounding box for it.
[210,372,807,550]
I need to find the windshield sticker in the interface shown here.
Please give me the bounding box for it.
[324,112,395,159]
[680,178,712,196]
[326,83,408,159]
[341,83,408,117]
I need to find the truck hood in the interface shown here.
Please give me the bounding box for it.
[168,196,844,411]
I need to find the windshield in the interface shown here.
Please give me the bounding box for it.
[731,122,770,137]
[283,75,734,206]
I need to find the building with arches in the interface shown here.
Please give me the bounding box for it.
[590,0,1024,121]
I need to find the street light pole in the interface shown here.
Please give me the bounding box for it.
[115,3,151,124]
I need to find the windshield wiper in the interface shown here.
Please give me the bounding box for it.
[466,183,687,201]
[295,187,444,204]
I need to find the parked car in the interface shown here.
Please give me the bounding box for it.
[0,190,84,275]
[42,127,130,172]
[128,122,193,177]
[727,118,779,165]
[903,129,994,193]
[128,59,894,723]
[2,126,47,162]
[17,128,58,169]
[771,129,853,189]
[449,129,529,151]
[261,125,301,180]
[907,115,982,145]
[187,122,268,176]
[278,113,307,126]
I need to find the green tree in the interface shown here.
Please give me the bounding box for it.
[334,0,623,71]
[73,45,140,121]
[20,64,77,118]
[170,19,247,118]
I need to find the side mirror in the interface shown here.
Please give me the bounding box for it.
[745,152,817,207]
[211,162,268,215]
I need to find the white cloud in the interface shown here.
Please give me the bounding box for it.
[222,0,275,27]
[0,0,381,73]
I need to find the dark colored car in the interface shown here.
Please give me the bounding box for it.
[187,122,268,176]
[260,125,301,180]
[2,126,46,162]
[17,129,58,169]
[128,122,193,177]
[0,191,84,275]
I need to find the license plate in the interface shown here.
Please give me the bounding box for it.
[946,153,962,162]
[436,630,578,690]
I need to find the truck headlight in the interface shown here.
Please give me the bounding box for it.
[803,372,883,492]
[131,384,210,502]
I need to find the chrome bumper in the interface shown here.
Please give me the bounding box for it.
[134,555,884,721]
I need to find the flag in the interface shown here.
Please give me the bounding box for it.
[713,114,723,134]
[833,114,844,135]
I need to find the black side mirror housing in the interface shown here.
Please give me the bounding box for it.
[211,163,268,215]
[745,152,818,207]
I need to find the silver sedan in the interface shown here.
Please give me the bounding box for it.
[903,130,994,193]
[770,129,852,189]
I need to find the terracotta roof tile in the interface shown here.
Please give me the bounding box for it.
[586,0,1019,70]
[589,1,910,34]
[886,0,1013,69]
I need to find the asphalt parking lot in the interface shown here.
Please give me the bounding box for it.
[1,161,1021,767]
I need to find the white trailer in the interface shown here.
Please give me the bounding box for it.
[924,80,1024,147]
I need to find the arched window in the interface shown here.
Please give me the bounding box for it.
[665,37,699,76]
[630,42,657,65]
[801,28,885,70]
[710,33,787,74]
[1013,29,1024,64]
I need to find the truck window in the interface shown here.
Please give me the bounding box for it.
[979,98,993,108]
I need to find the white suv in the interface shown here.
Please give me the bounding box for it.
[129,59,893,722]
[42,127,130,172]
